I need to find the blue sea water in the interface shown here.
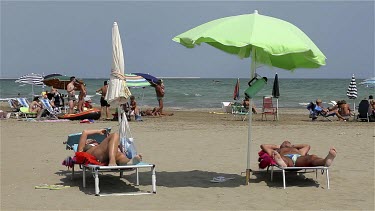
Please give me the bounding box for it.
[0,78,374,110]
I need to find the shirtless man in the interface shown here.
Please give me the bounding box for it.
[260,141,337,167]
[77,129,142,166]
[153,79,165,114]
[96,81,110,119]
[67,76,77,114]
[337,100,352,118]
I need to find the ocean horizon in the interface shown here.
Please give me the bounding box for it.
[1,78,374,110]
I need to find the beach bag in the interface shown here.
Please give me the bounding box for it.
[119,112,137,159]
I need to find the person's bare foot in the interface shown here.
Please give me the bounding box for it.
[132,154,142,165]
[272,150,287,167]
[324,147,337,167]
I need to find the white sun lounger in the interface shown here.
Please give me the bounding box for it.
[83,163,156,196]
[269,165,330,189]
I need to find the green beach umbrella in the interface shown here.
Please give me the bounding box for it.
[173,10,326,184]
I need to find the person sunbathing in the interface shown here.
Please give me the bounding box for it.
[77,129,142,166]
[260,141,336,168]
[315,99,346,121]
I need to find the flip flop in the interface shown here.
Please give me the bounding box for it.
[34,184,51,189]
[210,176,235,183]
[49,185,70,190]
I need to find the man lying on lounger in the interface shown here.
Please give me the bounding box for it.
[260,141,336,167]
[78,129,142,166]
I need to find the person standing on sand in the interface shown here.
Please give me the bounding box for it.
[96,81,111,120]
[153,79,165,114]
[77,82,87,113]
[67,76,77,114]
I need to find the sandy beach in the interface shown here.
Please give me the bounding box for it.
[1,105,374,210]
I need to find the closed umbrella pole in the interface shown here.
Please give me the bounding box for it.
[272,73,280,120]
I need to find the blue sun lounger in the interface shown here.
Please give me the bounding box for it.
[64,128,156,196]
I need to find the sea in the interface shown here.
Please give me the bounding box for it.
[0,78,374,110]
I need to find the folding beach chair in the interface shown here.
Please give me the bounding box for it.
[306,102,335,122]
[40,98,61,118]
[19,107,37,118]
[258,151,331,189]
[261,96,277,121]
[8,99,20,112]
[231,102,248,121]
[357,100,371,122]
[16,98,30,108]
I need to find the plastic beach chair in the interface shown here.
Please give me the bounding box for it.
[261,96,277,121]
[357,100,371,122]
[231,103,248,121]
[306,102,335,122]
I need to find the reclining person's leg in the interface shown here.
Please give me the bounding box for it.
[295,147,337,167]
[91,133,120,166]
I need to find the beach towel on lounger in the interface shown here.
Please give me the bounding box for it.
[258,150,277,169]
[62,152,106,168]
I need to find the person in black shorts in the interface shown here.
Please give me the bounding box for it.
[96,81,111,119]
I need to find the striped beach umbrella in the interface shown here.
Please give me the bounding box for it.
[125,74,152,88]
[346,74,357,115]
[15,73,44,96]
[346,74,357,99]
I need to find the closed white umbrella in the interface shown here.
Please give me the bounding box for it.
[105,22,131,105]
[105,22,132,156]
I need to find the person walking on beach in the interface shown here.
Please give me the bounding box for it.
[96,81,111,120]
[67,76,77,114]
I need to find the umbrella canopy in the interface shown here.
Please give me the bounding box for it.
[105,22,131,105]
[172,10,326,184]
[133,73,160,85]
[359,77,375,88]
[15,73,44,96]
[173,10,326,71]
[44,73,62,80]
[42,75,83,90]
[15,73,44,86]
[125,74,152,88]
[347,74,358,99]
[233,78,240,100]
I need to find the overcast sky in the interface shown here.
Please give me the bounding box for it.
[1,0,374,79]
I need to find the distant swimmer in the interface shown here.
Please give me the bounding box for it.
[212,80,222,83]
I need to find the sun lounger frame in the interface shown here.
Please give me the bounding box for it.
[269,165,330,189]
[83,163,156,196]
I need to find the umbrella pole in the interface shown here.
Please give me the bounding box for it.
[277,99,279,120]
[246,46,256,185]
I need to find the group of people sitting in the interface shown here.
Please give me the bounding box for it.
[308,99,353,121]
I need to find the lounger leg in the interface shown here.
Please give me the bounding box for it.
[152,165,156,193]
[326,169,330,190]
[315,169,318,179]
[282,169,286,189]
[120,171,123,178]
[83,166,86,188]
[71,165,75,180]
[136,168,139,186]
[94,170,100,195]
[270,166,274,181]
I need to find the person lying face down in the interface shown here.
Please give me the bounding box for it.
[260,141,336,168]
[77,129,142,166]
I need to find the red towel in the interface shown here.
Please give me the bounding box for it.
[258,151,277,169]
[75,152,107,166]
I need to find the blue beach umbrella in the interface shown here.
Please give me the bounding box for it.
[133,73,160,85]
